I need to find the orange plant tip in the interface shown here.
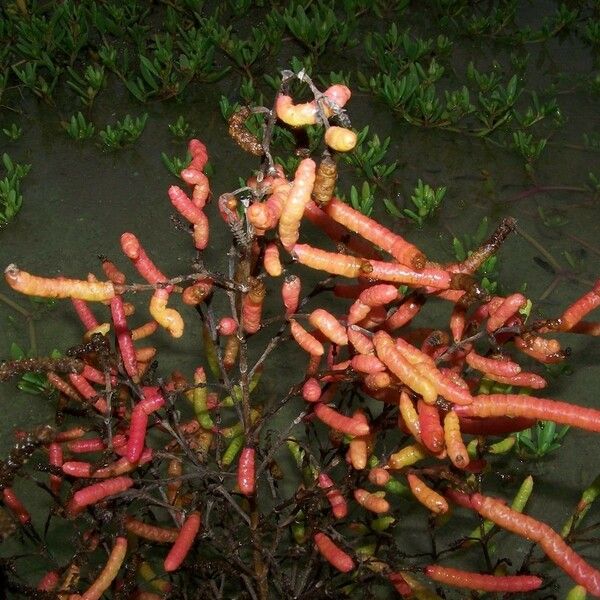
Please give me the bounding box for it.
[314,532,355,573]
[4,264,116,301]
[324,126,357,152]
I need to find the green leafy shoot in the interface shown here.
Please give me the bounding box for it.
[99,114,148,150]
[403,179,446,226]
[515,420,570,460]
[168,115,191,139]
[63,112,95,141]
[2,124,23,141]
[161,151,192,179]
[0,153,31,225]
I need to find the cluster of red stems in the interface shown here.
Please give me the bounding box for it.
[2,73,600,599]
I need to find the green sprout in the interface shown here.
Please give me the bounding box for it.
[342,181,375,216]
[2,124,23,141]
[66,64,105,107]
[515,420,570,460]
[0,153,31,226]
[403,179,447,226]
[168,116,192,139]
[161,151,192,179]
[99,114,148,150]
[63,112,95,141]
[9,343,59,398]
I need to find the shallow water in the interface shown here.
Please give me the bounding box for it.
[1,2,600,596]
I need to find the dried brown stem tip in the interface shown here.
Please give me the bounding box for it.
[228,107,264,157]
[312,156,338,207]
[0,357,84,382]
[459,216,517,274]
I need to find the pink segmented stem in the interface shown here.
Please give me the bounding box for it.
[120,233,169,287]
[3,487,30,524]
[454,394,600,433]
[111,295,139,382]
[560,280,600,331]
[318,473,348,519]
[484,370,547,389]
[354,488,390,513]
[302,377,322,402]
[471,493,600,595]
[465,351,521,377]
[238,447,256,496]
[314,403,370,436]
[347,326,375,355]
[486,293,527,332]
[292,244,371,278]
[308,309,348,346]
[217,317,238,336]
[324,197,426,269]
[68,373,108,413]
[373,331,437,404]
[367,260,451,289]
[80,536,127,600]
[348,410,371,469]
[164,511,202,572]
[279,158,316,251]
[290,319,324,356]
[188,138,209,171]
[407,473,449,514]
[351,354,386,374]
[36,570,60,591]
[264,242,282,276]
[385,295,425,330]
[303,200,379,260]
[314,532,354,573]
[424,565,542,592]
[124,516,179,543]
[71,298,99,331]
[70,476,134,514]
[281,276,302,319]
[168,185,205,224]
[417,400,445,454]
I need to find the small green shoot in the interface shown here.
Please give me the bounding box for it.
[403,179,446,226]
[347,182,376,216]
[2,124,23,141]
[168,116,191,139]
[0,153,31,225]
[99,114,148,150]
[63,112,95,141]
[515,420,570,460]
[161,151,192,179]
[9,343,59,397]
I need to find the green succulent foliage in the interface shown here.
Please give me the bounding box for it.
[2,123,22,141]
[9,343,59,398]
[346,126,397,181]
[66,64,105,107]
[282,1,355,57]
[347,181,376,216]
[0,153,30,226]
[161,151,192,179]
[403,179,446,226]
[63,112,95,141]
[168,116,192,139]
[515,420,570,460]
[512,130,548,174]
[206,18,279,71]
[99,113,148,150]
